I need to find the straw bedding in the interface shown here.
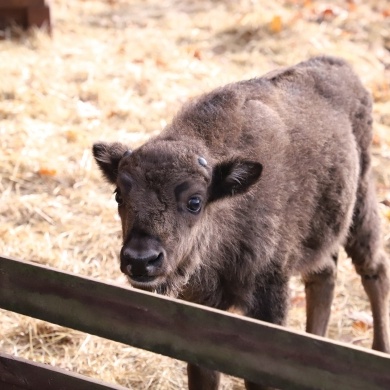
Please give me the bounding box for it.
[0,0,390,388]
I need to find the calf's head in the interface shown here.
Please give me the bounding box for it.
[93,139,262,294]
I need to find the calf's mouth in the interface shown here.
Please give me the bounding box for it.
[126,274,165,292]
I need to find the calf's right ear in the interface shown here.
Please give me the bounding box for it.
[208,159,263,202]
[92,142,130,184]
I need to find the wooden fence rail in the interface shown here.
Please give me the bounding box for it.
[0,255,390,389]
[0,0,50,31]
[0,351,129,390]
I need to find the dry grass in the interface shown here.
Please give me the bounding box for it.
[0,0,390,388]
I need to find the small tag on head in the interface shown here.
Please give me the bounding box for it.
[198,157,207,167]
[123,150,132,158]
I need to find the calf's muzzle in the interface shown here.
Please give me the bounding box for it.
[120,245,164,280]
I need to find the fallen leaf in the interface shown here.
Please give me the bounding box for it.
[383,9,390,18]
[372,131,381,147]
[320,7,336,21]
[193,49,202,60]
[155,57,167,68]
[349,311,373,326]
[38,168,57,176]
[352,320,370,332]
[65,130,77,142]
[117,44,125,55]
[304,0,312,8]
[371,81,390,102]
[347,0,357,12]
[291,295,306,307]
[269,15,283,33]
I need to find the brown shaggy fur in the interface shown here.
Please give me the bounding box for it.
[93,56,390,390]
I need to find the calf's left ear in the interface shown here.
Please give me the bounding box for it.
[92,142,130,184]
[208,159,263,202]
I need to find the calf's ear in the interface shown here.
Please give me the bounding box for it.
[208,159,263,202]
[92,142,130,184]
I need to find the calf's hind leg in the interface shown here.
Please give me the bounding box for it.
[345,178,390,353]
[303,254,338,337]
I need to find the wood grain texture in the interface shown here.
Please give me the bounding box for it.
[26,5,50,30]
[0,352,129,390]
[0,1,50,31]
[0,256,389,389]
[0,1,44,8]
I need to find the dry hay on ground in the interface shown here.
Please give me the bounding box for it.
[1,0,390,389]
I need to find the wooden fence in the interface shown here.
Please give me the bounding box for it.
[0,255,390,389]
[0,0,50,31]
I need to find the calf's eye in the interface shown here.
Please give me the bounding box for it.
[114,188,124,206]
[187,196,202,214]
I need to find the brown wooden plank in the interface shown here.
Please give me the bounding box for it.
[0,352,129,390]
[0,1,50,31]
[0,255,389,389]
[0,8,26,28]
[0,1,44,8]
[26,5,50,30]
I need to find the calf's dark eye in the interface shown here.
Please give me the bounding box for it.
[114,188,123,205]
[187,196,202,213]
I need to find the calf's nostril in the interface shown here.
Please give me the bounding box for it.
[148,252,163,266]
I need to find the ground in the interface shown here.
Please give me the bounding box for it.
[0,0,390,389]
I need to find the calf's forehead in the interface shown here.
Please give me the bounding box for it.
[118,146,211,190]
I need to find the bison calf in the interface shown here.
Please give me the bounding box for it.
[93,56,390,389]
